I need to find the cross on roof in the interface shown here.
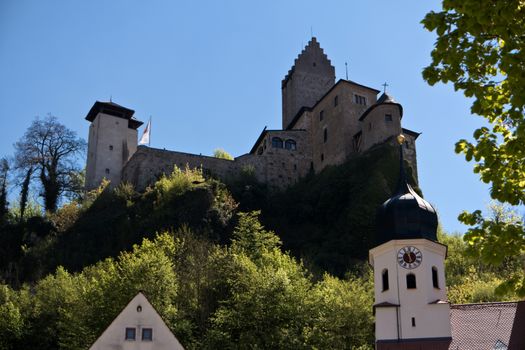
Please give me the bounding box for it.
[382,82,389,93]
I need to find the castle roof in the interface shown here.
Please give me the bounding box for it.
[85,101,143,130]
[359,92,403,121]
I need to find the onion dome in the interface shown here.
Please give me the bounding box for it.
[376,135,438,244]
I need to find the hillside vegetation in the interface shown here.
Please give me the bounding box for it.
[0,142,522,350]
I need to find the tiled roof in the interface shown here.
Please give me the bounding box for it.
[449,301,525,350]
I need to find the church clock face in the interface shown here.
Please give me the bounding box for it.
[397,246,422,269]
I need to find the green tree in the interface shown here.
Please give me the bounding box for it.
[213,148,234,160]
[422,1,525,295]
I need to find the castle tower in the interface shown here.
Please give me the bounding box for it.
[369,135,451,350]
[85,101,143,190]
[282,37,335,129]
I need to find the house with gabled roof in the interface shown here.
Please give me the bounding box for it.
[89,291,184,350]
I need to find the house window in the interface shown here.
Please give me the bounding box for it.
[272,137,283,148]
[285,139,297,150]
[407,273,416,289]
[323,128,328,143]
[105,168,110,175]
[319,110,324,121]
[125,327,136,340]
[382,269,389,291]
[385,114,392,122]
[109,145,114,150]
[411,317,416,327]
[334,95,339,107]
[432,267,439,289]
[142,328,153,341]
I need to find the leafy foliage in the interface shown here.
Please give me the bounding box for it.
[0,214,376,350]
[422,0,525,295]
[213,148,234,160]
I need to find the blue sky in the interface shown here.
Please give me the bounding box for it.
[0,0,493,233]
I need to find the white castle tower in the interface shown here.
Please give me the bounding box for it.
[369,135,452,350]
[85,101,143,190]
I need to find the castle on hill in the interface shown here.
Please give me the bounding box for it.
[85,37,420,191]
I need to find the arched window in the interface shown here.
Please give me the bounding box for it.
[272,137,283,148]
[432,266,439,289]
[382,269,389,291]
[285,139,297,150]
[406,273,416,289]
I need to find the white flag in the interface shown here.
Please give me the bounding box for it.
[139,119,151,145]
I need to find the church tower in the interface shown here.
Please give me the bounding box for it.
[369,135,451,350]
[281,37,335,129]
[85,101,143,190]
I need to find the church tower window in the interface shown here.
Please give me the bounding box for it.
[385,114,392,122]
[319,110,324,121]
[334,95,339,106]
[406,273,416,289]
[382,269,389,291]
[324,128,328,143]
[272,137,283,148]
[432,266,439,288]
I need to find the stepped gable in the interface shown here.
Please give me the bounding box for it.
[282,37,334,87]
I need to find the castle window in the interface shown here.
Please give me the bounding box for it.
[105,168,110,175]
[334,95,339,107]
[382,269,389,291]
[125,327,136,340]
[319,110,324,121]
[313,62,316,67]
[323,128,328,143]
[294,164,297,171]
[368,123,372,131]
[109,145,113,150]
[385,114,392,122]
[412,317,416,327]
[321,153,324,162]
[405,141,410,149]
[432,266,439,289]
[272,137,283,148]
[257,147,263,155]
[142,328,153,341]
[354,94,367,105]
[285,139,297,150]
[406,273,416,289]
